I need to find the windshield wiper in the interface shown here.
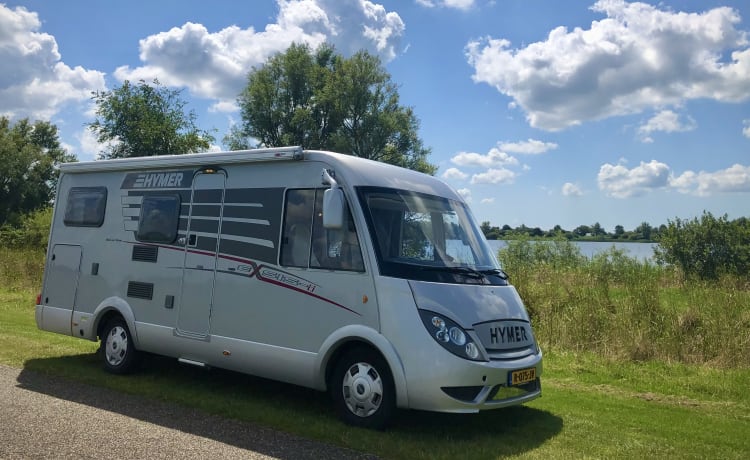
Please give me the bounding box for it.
[478,268,509,280]
[419,266,486,280]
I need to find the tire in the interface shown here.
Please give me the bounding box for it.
[331,347,396,430]
[100,317,140,374]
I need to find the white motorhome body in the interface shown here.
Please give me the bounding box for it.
[36,147,542,428]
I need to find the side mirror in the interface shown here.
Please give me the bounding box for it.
[322,169,344,230]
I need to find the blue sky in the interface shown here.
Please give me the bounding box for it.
[2,0,748,231]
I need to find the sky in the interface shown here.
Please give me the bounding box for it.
[1,0,749,231]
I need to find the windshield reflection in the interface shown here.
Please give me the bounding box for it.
[357,187,505,285]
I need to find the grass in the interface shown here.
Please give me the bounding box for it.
[499,239,750,367]
[1,247,749,458]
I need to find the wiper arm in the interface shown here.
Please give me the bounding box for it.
[419,266,486,280]
[478,268,509,280]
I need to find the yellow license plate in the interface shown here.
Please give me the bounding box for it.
[509,368,536,386]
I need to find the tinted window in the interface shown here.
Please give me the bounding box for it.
[280,189,364,272]
[137,195,181,243]
[64,187,107,227]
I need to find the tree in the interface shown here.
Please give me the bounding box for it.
[88,79,214,159]
[573,225,591,237]
[235,43,436,174]
[634,222,653,241]
[0,117,75,226]
[591,222,606,236]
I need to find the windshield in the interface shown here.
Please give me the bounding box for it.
[357,187,507,285]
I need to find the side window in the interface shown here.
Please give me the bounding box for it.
[311,191,365,272]
[280,189,364,272]
[64,187,107,227]
[137,195,181,243]
[280,189,315,267]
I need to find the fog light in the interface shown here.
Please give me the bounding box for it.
[465,342,479,359]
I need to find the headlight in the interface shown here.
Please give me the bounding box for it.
[419,310,486,362]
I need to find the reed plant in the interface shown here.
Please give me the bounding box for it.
[499,237,750,368]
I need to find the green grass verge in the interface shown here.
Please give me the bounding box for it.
[2,284,748,459]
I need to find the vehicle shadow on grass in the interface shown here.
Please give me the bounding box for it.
[18,353,561,460]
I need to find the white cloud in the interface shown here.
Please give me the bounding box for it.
[466,1,750,130]
[597,159,671,198]
[638,110,696,142]
[75,127,118,161]
[562,182,583,197]
[115,0,404,102]
[743,119,750,138]
[471,168,516,185]
[451,147,519,167]
[597,159,750,198]
[0,4,105,121]
[209,100,240,113]
[457,187,472,203]
[480,197,496,204]
[498,139,558,154]
[671,164,750,196]
[415,0,474,10]
[441,167,469,180]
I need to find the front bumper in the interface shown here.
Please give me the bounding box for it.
[403,348,543,413]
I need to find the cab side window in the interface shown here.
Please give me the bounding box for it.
[280,189,364,272]
[280,189,314,267]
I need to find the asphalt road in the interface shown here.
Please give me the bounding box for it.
[0,364,376,460]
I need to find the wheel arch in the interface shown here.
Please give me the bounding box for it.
[92,297,139,348]
[315,324,409,409]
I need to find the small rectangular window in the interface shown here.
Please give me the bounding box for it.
[64,187,107,227]
[137,195,181,243]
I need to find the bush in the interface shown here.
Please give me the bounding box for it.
[654,212,750,280]
[0,207,52,249]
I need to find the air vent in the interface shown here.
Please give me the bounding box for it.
[132,245,158,262]
[127,281,154,300]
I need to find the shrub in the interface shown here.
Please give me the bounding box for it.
[0,207,53,249]
[654,212,750,280]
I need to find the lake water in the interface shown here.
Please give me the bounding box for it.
[486,240,658,261]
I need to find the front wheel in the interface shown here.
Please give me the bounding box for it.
[331,348,396,430]
[100,317,140,374]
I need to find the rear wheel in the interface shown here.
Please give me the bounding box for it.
[100,317,140,374]
[331,347,395,430]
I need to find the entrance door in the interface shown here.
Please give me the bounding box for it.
[177,170,226,337]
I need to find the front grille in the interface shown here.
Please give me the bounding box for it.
[486,345,537,361]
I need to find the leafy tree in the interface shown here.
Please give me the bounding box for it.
[88,79,214,159]
[235,43,436,174]
[573,225,591,237]
[0,117,74,226]
[591,222,606,236]
[614,225,625,238]
[654,212,750,280]
[634,221,653,241]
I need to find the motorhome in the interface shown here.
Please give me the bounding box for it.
[36,146,542,429]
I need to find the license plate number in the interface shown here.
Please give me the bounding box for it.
[509,368,536,386]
